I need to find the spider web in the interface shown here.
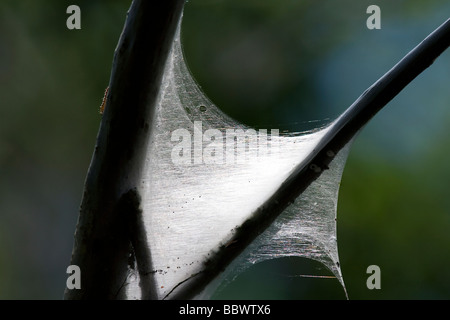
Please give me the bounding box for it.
[120,17,350,300]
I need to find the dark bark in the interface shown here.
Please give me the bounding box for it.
[64,0,185,300]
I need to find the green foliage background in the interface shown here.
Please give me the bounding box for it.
[0,0,449,299]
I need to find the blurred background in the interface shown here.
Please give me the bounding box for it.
[1,0,449,299]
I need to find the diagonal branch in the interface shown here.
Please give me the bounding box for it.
[168,17,450,299]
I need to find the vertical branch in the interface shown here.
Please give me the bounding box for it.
[65,0,185,299]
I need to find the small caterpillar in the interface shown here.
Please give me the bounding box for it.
[99,86,109,114]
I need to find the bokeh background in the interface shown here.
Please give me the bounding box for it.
[1,0,449,299]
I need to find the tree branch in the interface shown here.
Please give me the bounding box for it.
[64,0,185,299]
